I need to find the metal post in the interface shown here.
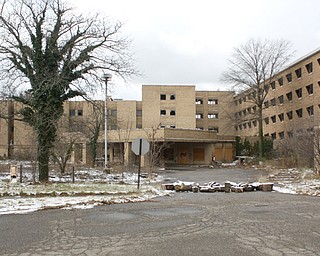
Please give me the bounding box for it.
[103,73,112,169]
[137,139,142,189]
[20,164,22,183]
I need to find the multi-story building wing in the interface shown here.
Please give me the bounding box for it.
[234,49,320,145]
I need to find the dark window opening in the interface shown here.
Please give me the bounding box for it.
[271,133,276,140]
[295,68,302,78]
[170,110,176,116]
[270,81,276,90]
[77,109,83,116]
[170,94,175,100]
[287,111,293,120]
[160,110,166,116]
[286,92,292,101]
[271,115,276,123]
[286,73,292,83]
[278,77,284,86]
[278,113,284,122]
[264,101,269,108]
[160,94,166,100]
[306,84,313,95]
[264,117,269,125]
[278,95,284,104]
[279,131,284,139]
[296,108,303,118]
[69,109,76,116]
[295,88,302,99]
[307,106,314,116]
[136,110,142,116]
[305,62,313,73]
[270,98,276,106]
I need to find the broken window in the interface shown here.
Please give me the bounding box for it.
[279,131,284,139]
[286,92,292,101]
[278,95,284,104]
[295,88,302,99]
[295,68,302,78]
[160,94,166,100]
[307,106,314,116]
[278,113,284,122]
[287,111,293,120]
[170,94,175,100]
[296,108,303,118]
[306,84,313,95]
[170,125,176,128]
[286,73,292,83]
[305,62,313,74]
[77,109,83,116]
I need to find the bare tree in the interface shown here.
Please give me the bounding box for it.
[0,0,137,182]
[222,39,293,158]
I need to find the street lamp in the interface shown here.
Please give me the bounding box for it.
[103,73,112,168]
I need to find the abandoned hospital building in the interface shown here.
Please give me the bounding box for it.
[1,48,320,167]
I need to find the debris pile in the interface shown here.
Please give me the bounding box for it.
[162,180,274,193]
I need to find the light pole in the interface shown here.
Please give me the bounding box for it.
[103,73,112,168]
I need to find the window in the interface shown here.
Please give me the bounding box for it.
[264,117,269,125]
[253,120,257,127]
[160,125,166,128]
[252,106,256,113]
[170,125,176,128]
[170,110,176,116]
[307,106,314,116]
[208,127,219,132]
[110,110,117,117]
[286,92,292,101]
[136,124,142,129]
[77,109,83,116]
[208,99,218,105]
[264,101,269,108]
[69,109,76,116]
[208,113,218,119]
[136,110,142,116]
[295,68,302,78]
[287,111,293,120]
[243,96,247,102]
[296,108,303,118]
[305,62,313,73]
[287,131,293,138]
[247,107,252,114]
[279,131,284,140]
[270,98,276,106]
[243,109,247,115]
[271,132,276,140]
[278,77,284,86]
[196,127,203,130]
[306,84,313,95]
[196,98,203,105]
[160,94,166,100]
[270,81,276,90]
[243,123,247,129]
[295,88,302,99]
[278,113,284,122]
[286,73,292,83]
[278,95,284,105]
[271,115,276,123]
[196,113,203,119]
[160,110,166,116]
[247,122,252,128]
[170,94,175,100]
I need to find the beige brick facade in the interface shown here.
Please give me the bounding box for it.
[3,48,320,166]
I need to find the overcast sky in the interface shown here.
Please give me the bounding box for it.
[70,0,320,100]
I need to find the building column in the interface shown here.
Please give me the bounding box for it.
[124,142,130,166]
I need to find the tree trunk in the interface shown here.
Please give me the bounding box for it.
[37,137,50,182]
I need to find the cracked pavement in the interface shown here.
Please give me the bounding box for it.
[1,167,320,256]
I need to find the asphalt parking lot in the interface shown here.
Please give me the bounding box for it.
[1,167,320,256]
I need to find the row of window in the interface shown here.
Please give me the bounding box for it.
[268,128,313,140]
[236,105,315,131]
[160,94,175,100]
[196,113,219,119]
[196,127,219,132]
[196,98,218,105]
[235,60,320,105]
[69,109,83,116]
[160,110,175,116]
